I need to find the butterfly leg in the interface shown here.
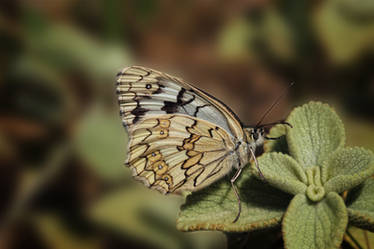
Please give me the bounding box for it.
[231,167,242,223]
[249,147,265,179]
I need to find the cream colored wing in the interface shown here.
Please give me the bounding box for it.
[127,114,239,194]
[116,66,244,140]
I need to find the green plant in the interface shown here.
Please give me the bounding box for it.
[177,101,374,249]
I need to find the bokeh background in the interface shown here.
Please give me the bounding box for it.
[0,1,373,249]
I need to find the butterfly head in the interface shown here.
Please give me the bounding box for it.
[244,127,265,150]
[244,121,292,151]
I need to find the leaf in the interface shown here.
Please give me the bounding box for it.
[322,147,374,193]
[74,105,129,181]
[261,7,295,62]
[283,192,348,249]
[89,187,202,249]
[346,178,374,232]
[264,124,289,154]
[217,17,256,60]
[286,101,345,169]
[337,0,374,19]
[305,166,326,202]
[25,22,132,83]
[313,0,374,65]
[177,169,292,232]
[32,214,100,249]
[10,55,76,124]
[254,152,307,195]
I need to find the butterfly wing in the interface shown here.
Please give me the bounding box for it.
[116,66,247,193]
[116,66,244,139]
[126,114,238,194]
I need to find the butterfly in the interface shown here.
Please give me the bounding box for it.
[116,66,290,222]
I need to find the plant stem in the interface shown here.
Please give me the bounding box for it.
[346,229,364,249]
[363,230,370,249]
[0,143,71,230]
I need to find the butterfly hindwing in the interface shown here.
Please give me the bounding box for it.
[127,114,237,194]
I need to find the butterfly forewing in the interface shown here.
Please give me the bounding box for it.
[116,66,244,139]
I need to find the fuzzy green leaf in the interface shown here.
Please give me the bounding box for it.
[283,192,348,249]
[305,166,326,202]
[264,124,289,154]
[177,169,292,232]
[254,152,307,195]
[286,102,345,169]
[346,178,374,232]
[322,147,374,193]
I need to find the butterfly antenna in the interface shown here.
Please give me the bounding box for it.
[255,82,294,127]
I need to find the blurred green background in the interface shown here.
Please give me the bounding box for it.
[0,1,373,249]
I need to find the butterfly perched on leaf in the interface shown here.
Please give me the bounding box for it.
[116,66,290,222]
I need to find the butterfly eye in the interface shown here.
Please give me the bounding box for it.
[146,84,152,89]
